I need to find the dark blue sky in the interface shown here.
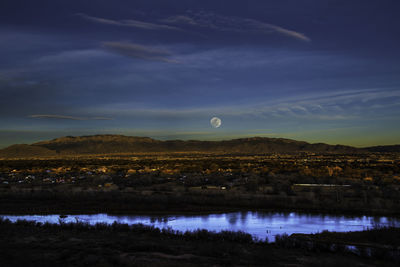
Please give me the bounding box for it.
[1,0,399,147]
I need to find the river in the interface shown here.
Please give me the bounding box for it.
[2,212,399,242]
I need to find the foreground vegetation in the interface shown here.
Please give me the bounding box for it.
[0,218,398,266]
[275,226,400,261]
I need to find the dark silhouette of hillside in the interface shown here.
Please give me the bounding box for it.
[363,145,400,153]
[0,134,397,157]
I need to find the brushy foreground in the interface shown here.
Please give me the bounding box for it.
[0,218,399,266]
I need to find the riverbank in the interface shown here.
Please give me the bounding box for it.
[0,218,397,266]
[276,226,400,261]
[1,189,400,217]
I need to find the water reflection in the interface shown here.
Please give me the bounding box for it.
[227,213,239,225]
[2,212,399,242]
[200,215,209,222]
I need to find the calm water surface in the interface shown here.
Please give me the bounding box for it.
[2,212,399,242]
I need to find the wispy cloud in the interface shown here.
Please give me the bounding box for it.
[102,42,179,63]
[162,15,199,26]
[90,88,400,122]
[76,13,183,31]
[28,115,113,120]
[239,88,400,121]
[162,12,310,42]
[76,12,309,42]
[35,49,108,64]
[249,20,311,42]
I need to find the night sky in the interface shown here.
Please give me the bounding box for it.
[1,0,400,148]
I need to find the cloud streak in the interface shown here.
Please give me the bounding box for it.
[76,12,310,42]
[162,12,310,42]
[76,13,184,32]
[252,20,311,42]
[28,115,112,121]
[102,42,179,63]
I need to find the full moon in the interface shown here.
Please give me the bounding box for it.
[210,117,222,128]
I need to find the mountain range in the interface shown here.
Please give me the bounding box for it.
[0,135,398,158]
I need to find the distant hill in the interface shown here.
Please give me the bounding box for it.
[0,144,56,158]
[0,134,397,158]
[364,145,400,153]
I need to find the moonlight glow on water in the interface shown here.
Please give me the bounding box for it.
[2,212,399,242]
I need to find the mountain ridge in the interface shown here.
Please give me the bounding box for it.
[0,134,398,158]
